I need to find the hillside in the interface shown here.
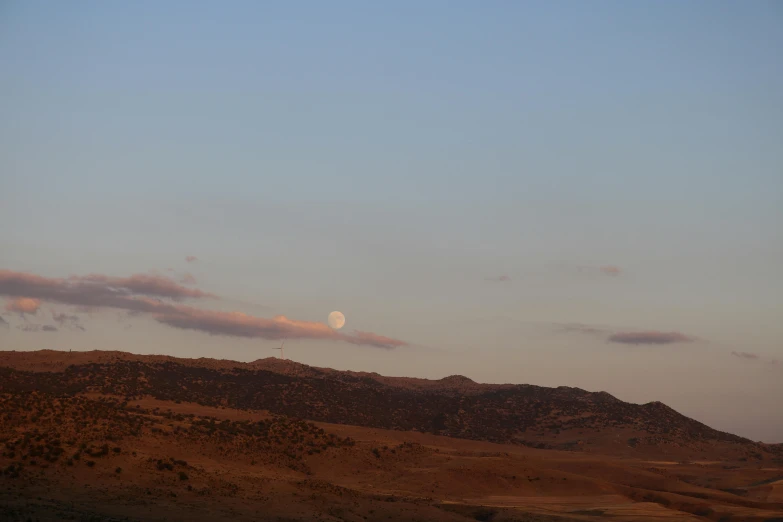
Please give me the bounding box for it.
[0,350,778,460]
[1,349,782,521]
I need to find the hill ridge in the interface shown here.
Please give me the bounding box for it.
[1,348,775,463]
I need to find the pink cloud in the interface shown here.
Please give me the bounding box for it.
[4,297,41,315]
[73,273,215,300]
[185,256,198,263]
[0,270,203,315]
[600,265,622,276]
[608,331,695,345]
[348,330,408,349]
[0,269,406,349]
[155,308,406,349]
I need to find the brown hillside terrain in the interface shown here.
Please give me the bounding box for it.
[0,350,779,459]
[0,349,781,521]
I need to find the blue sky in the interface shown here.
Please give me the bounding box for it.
[1,1,782,441]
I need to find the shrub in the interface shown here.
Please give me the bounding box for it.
[178,471,189,481]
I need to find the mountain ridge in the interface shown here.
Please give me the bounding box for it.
[2,349,779,463]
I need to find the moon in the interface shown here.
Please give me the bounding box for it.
[327,311,345,330]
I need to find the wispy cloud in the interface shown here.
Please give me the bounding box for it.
[185,256,198,263]
[0,269,406,349]
[347,330,407,349]
[555,322,608,336]
[74,273,215,300]
[180,273,197,285]
[0,270,214,311]
[730,351,782,367]
[0,316,9,328]
[608,331,695,345]
[4,297,41,315]
[156,308,406,349]
[485,275,511,282]
[574,264,623,277]
[52,311,85,331]
[17,324,58,332]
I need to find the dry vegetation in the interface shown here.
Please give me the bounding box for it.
[0,354,777,461]
[0,350,781,521]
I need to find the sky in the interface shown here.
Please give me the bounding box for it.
[1,1,782,442]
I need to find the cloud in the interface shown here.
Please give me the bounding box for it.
[731,351,760,360]
[346,331,407,349]
[555,322,607,336]
[0,269,406,349]
[180,273,197,285]
[4,297,41,315]
[485,275,511,282]
[155,308,407,349]
[52,311,78,324]
[574,265,623,277]
[0,270,214,311]
[185,256,198,263]
[608,331,695,345]
[0,316,8,328]
[17,324,58,332]
[74,273,215,300]
[0,270,208,319]
[52,311,85,331]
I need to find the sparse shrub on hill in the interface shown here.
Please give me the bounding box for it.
[0,358,767,455]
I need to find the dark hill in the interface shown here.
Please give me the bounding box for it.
[0,350,778,461]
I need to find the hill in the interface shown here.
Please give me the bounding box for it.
[1,349,782,521]
[0,350,779,461]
